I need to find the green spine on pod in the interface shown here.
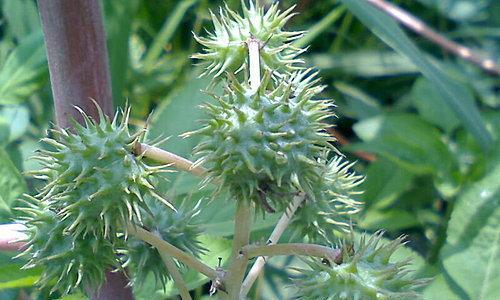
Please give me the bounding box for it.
[16,200,122,294]
[186,70,334,212]
[28,106,173,241]
[293,155,364,243]
[192,0,304,78]
[293,232,429,299]
[15,105,174,294]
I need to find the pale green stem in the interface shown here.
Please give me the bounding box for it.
[293,6,346,49]
[143,0,199,71]
[240,194,305,298]
[226,201,253,300]
[127,224,217,279]
[159,252,192,300]
[134,142,207,177]
[247,37,261,91]
[242,243,341,263]
[221,29,262,300]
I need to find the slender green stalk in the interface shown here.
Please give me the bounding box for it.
[223,34,262,299]
[247,37,261,91]
[293,6,346,49]
[143,0,199,71]
[428,200,454,263]
[127,224,217,279]
[240,194,305,297]
[242,244,341,263]
[135,143,207,177]
[159,252,192,300]
[226,201,253,300]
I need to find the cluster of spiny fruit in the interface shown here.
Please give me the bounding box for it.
[16,1,426,298]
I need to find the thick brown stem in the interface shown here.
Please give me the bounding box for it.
[37,1,132,299]
[38,0,113,128]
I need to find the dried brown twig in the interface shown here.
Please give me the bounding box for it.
[367,0,500,76]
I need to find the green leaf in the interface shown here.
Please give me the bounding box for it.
[360,158,414,209]
[142,0,199,71]
[311,51,418,77]
[0,31,47,105]
[341,0,493,151]
[0,105,30,143]
[409,77,460,133]
[104,0,139,108]
[0,119,8,144]
[415,0,489,21]
[0,253,41,290]
[0,148,26,213]
[440,152,500,299]
[351,114,457,176]
[57,293,89,300]
[1,0,40,39]
[149,73,211,159]
[423,274,462,300]
[293,6,346,48]
[334,81,382,120]
[360,209,420,231]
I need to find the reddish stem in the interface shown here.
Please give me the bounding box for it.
[38,0,113,128]
[37,1,133,299]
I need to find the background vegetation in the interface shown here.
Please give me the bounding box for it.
[0,0,498,299]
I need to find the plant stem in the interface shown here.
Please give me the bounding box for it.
[135,143,207,177]
[226,201,253,300]
[366,0,500,76]
[242,243,341,262]
[240,194,305,297]
[0,224,27,251]
[37,0,113,128]
[247,37,261,91]
[37,1,131,298]
[127,224,217,279]
[143,0,199,72]
[428,200,454,263]
[159,252,192,300]
[293,6,346,49]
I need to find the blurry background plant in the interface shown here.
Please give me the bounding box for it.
[0,0,498,299]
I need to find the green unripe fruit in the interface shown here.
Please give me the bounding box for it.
[293,156,364,243]
[293,232,429,299]
[17,200,121,294]
[30,106,172,240]
[188,71,333,212]
[192,0,304,78]
[126,197,206,287]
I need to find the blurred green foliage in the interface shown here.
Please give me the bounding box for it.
[0,0,498,299]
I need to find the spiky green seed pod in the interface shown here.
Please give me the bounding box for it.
[16,200,122,294]
[30,106,172,241]
[293,155,364,243]
[126,197,206,287]
[187,70,334,212]
[293,232,428,299]
[192,0,304,78]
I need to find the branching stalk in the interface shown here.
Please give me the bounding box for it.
[242,243,341,263]
[159,252,192,300]
[126,224,217,279]
[135,143,207,177]
[240,194,305,297]
[0,224,27,251]
[247,37,261,91]
[221,34,262,300]
[366,0,500,75]
[225,201,253,300]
